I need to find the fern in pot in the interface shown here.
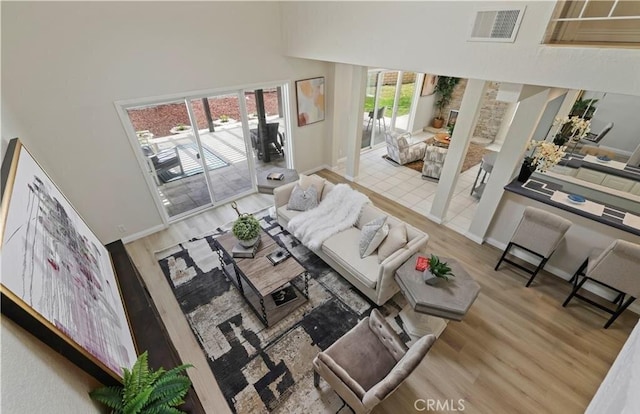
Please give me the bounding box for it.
[232,214,261,247]
[89,351,193,414]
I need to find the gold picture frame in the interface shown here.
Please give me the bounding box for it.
[0,138,137,385]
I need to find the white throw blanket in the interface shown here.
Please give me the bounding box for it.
[287,183,370,250]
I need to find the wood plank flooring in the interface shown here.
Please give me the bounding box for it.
[126,170,636,414]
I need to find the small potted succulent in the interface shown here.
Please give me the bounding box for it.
[232,214,261,247]
[219,114,229,123]
[170,123,192,134]
[422,254,455,285]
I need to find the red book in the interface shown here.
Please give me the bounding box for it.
[415,256,429,272]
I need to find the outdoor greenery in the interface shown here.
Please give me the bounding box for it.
[434,76,461,119]
[428,255,455,281]
[232,214,261,241]
[89,351,193,414]
[364,84,416,117]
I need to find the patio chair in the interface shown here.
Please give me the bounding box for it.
[142,145,184,184]
[250,122,284,162]
[367,107,387,132]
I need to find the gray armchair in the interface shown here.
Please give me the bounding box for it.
[384,130,427,165]
[313,309,436,414]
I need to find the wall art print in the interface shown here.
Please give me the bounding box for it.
[295,77,325,127]
[0,139,137,383]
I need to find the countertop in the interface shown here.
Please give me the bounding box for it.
[504,177,640,237]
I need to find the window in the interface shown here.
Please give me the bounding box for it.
[544,0,640,47]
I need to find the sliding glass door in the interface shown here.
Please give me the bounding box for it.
[362,69,419,150]
[126,101,213,218]
[121,83,291,222]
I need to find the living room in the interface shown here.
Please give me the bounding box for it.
[2,2,639,414]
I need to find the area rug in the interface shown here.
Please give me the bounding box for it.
[383,142,493,175]
[159,143,229,183]
[156,211,410,413]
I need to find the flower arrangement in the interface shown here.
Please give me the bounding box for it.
[525,140,567,173]
[552,116,591,145]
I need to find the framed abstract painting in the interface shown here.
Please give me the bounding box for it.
[295,77,325,126]
[0,138,137,385]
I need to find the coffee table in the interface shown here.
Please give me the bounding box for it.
[216,230,309,327]
[395,253,480,339]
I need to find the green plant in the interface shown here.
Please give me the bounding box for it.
[447,122,456,136]
[219,114,229,122]
[89,351,193,414]
[175,123,189,131]
[232,214,260,241]
[428,255,455,281]
[434,76,460,119]
[571,98,598,117]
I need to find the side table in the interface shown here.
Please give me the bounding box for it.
[395,253,480,339]
[256,167,299,195]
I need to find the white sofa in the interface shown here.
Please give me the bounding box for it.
[274,176,429,305]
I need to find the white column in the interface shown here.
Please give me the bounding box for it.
[543,89,581,141]
[330,64,367,179]
[493,102,517,146]
[467,87,551,243]
[428,79,487,223]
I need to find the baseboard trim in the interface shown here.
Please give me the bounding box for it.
[465,232,484,245]
[484,238,640,316]
[425,213,443,225]
[302,164,332,175]
[121,223,168,244]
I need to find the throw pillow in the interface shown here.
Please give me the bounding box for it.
[359,216,389,258]
[287,184,318,212]
[378,223,408,263]
[299,174,325,202]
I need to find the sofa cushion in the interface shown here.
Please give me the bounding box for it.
[359,216,389,258]
[377,223,408,263]
[356,204,384,230]
[287,184,318,211]
[277,205,304,224]
[299,174,325,202]
[323,227,379,289]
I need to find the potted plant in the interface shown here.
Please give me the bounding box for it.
[219,114,229,123]
[570,98,598,119]
[232,214,261,247]
[551,116,591,146]
[170,123,192,134]
[422,254,455,285]
[89,351,193,414]
[432,76,460,128]
[518,139,567,182]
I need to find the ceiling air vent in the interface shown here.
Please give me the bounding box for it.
[469,7,525,43]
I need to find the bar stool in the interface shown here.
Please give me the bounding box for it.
[563,239,640,328]
[470,152,497,197]
[495,206,572,287]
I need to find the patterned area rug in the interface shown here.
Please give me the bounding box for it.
[156,211,411,413]
[383,142,493,175]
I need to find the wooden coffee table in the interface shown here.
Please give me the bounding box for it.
[216,230,309,327]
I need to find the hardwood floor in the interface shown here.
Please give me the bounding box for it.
[126,170,637,414]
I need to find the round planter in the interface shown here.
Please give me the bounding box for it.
[170,126,192,134]
[432,117,445,129]
[238,236,259,248]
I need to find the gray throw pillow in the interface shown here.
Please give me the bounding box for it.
[359,216,389,258]
[287,184,318,212]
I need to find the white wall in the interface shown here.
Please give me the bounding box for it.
[583,92,640,154]
[281,1,640,96]
[412,94,437,133]
[1,318,105,413]
[1,1,332,243]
